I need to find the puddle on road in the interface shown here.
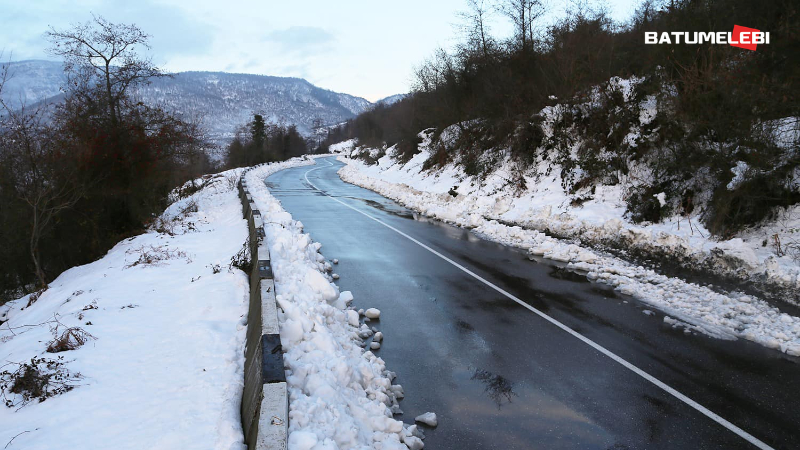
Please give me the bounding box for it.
[421,365,617,450]
[344,196,421,220]
[455,319,475,332]
[471,367,518,409]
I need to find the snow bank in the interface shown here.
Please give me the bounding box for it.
[0,170,251,449]
[337,147,800,357]
[328,138,357,155]
[244,157,413,449]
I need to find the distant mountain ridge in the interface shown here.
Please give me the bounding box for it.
[0,60,373,142]
[375,93,407,105]
[0,60,65,109]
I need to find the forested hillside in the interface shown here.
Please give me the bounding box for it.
[323,0,799,239]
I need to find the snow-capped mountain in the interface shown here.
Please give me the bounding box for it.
[0,60,373,141]
[0,60,65,110]
[375,93,407,105]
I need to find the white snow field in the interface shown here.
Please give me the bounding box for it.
[0,170,251,449]
[333,138,800,357]
[244,158,421,450]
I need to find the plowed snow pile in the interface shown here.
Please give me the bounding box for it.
[245,158,421,450]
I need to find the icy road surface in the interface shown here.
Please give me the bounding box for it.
[265,157,800,450]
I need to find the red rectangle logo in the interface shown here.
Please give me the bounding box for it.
[731,25,759,51]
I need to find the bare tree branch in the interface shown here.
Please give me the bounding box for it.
[46,15,163,127]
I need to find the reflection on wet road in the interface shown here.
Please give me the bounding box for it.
[266,157,800,450]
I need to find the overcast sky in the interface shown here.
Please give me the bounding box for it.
[0,0,640,102]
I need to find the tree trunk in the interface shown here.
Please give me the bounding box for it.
[105,61,116,126]
[29,207,47,288]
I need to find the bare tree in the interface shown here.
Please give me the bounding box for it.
[496,0,546,51]
[458,0,495,57]
[2,20,208,295]
[312,116,324,148]
[413,48,458,94]
[0,74,82,288]
[46,15,164,126]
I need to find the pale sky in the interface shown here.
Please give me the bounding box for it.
[0,0,640,102]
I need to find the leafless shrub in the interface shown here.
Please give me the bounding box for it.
[224,173,239,191]
[150,216,176,236]
[24,288,46,309]
[228,239,252,273]
[0,356,82,408]
[125,245,190,268]
[180,199,199,216]
[46,327,95,353]
[773,234,784,257]
[150,199,200,236]
[81,300,98,311]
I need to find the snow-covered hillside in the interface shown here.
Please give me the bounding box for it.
[0,60,372,142]
[0,156,428,449]
[0,60,64,110]
[0,170,251,449]
[329,76,800,304]
[332,138,800,356]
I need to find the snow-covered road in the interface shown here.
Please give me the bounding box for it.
[264,157,800,450]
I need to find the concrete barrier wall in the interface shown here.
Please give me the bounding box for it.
[238,166,288,450]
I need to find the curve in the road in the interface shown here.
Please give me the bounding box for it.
[264,156,800,450]
[303,160,770,450]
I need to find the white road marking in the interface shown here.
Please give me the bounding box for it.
[299,158,773,450]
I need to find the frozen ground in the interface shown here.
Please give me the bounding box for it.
[245,157,423,449]
[333,139,800,357]
[0,170,251,449]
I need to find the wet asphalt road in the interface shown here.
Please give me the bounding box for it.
[265,157,800,450]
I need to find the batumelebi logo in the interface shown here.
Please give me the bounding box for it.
[645,25,770,51]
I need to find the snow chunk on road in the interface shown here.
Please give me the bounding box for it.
[404,436,425,450]
[333,290,353,310]
[415,412,438,427]
[407,424,424,439]
[365,308,382,319]
[346,310,360,327]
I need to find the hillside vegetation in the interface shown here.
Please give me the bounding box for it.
[0,18,213,300]
[322,0,799,239]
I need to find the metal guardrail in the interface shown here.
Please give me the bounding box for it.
[238,166,288,450]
